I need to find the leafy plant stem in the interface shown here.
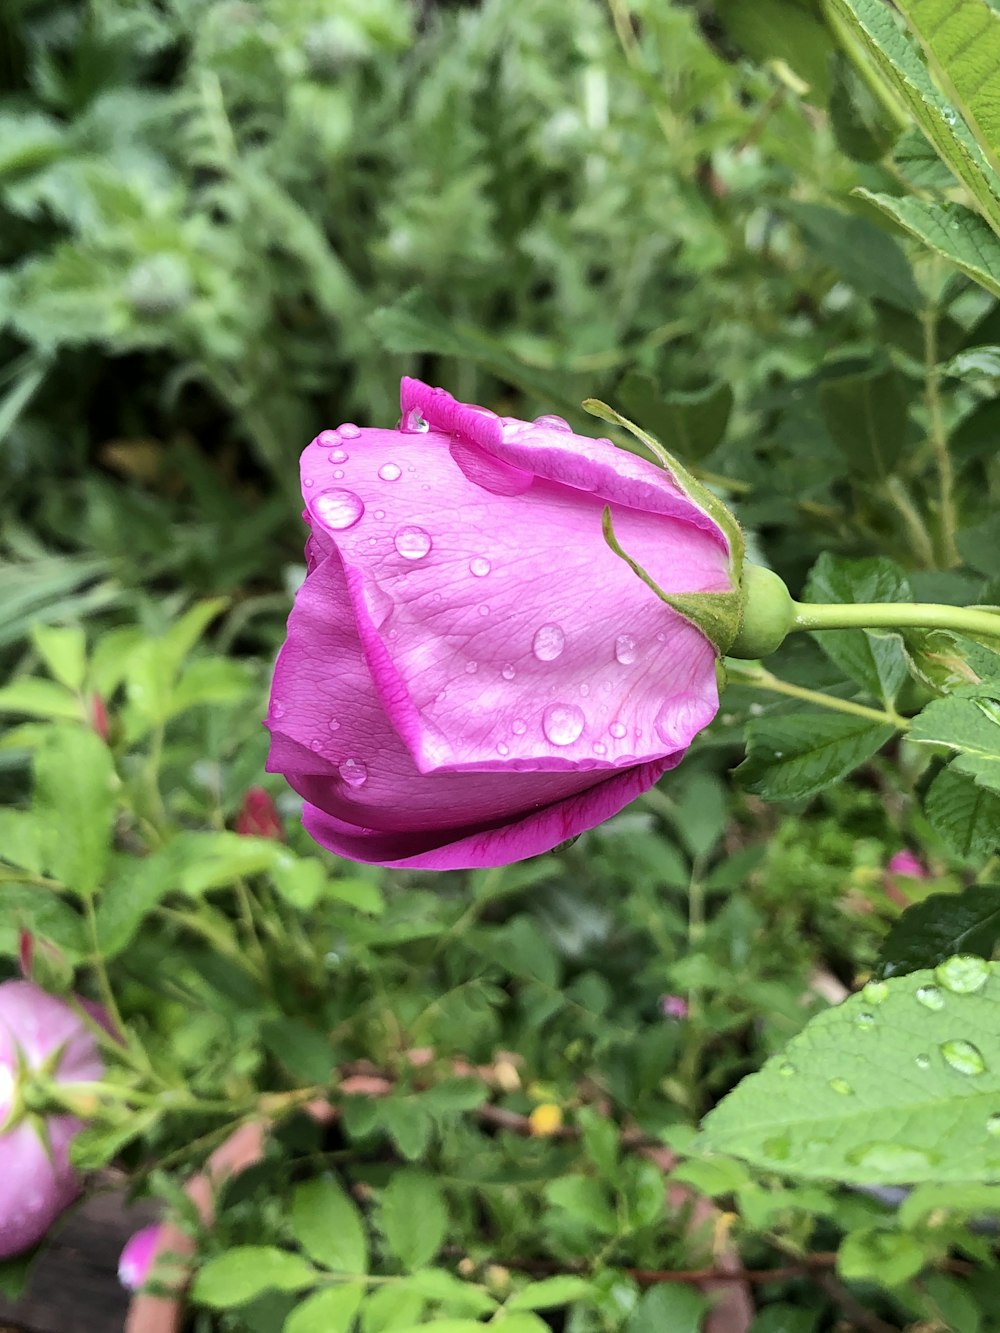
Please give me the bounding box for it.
[724,662,908,728]
[883,477,937,568]
[791,600,1000,640]
[922,305,960,568]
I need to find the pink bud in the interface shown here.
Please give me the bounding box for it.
[89,693,109,742]
[18,932,33,980]
[235,787,285,840]
[118,1224,162,1291]
[0,982,105,1259]
[660,994,689,1020]
[887,850,926,879]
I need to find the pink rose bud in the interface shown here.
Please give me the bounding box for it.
[885,848,928,908]
[89,693,109,742]
[235,787,285,840]
[118,1223,162,1291]
[660,994,689,1020]
[266,378,737,869]
[0,982,105,1259]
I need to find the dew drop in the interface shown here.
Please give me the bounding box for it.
[543,702,585,746]
[512,719,527,735]
[328,718,340,732]
[532,622,566,662]
[497,741,510,756]
[615,633,639,665]
[609,721,627,739]
[533,413,573,432]
[829,1077,853,1096]
[304,477,314,487]
[935,955,990,995]
[862,979,889,1005]
[916,985,945,1011]
[271,700,286,719]
[470,556,491,577]
[339,423,361,438]
[338,758,368,787]
[593,741,607,755]
[855,1012,875,1030]
[309,738,322,751]
[313,488,365,530]
[987,1114,1000,1136]
[501,664,516,681]
[317,429,341,448]
[328,447,349,463]
[915,1053,930,1069]
[940,1038,986,1076]
[579,683,590,697]
[374,509,385,519]
[333,468,345,479]
[478,605,490,617]
[778,1061,795,1078]
[466,661,478,674]
[847,1142,935,1174]
[394,525,432,560]
[404,409,429,432]
[379,462,402,481]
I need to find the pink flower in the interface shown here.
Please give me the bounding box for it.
[235,787,285,840]
[118,1223,162,1291]
[887,850,926,880]
[266,378,733,869]
[660,994,689,1020]
[0,982,104,1259]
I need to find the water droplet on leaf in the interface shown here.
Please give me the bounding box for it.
[915,1053,930,1069]
[855,1012,875,1029]
[862,980,889,1005]
[778,1061,795,1078]
[941,1039,986,1076]
[829,1077,853,1096]
[987,1114,1000,1136]
[935,955,989,995]
[916,985,945,1011]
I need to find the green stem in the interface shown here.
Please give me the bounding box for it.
[791,600,1000,640]
[725,662,907,728]
[922,307,960,569]
[883,477,936,569]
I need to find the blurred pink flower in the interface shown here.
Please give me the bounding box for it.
[266,378,733,869]
[118,1223,162,1291]
[0,982,104,1259]
[660,994,689,1020]
[885,848,927,908]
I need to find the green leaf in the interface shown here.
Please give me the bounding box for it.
[857,192,1000,299]
[700,961,1000,1183]
[897,0,1000,178]
[829,51,897,162]
[506,1276,595,1311]
[192,1247,317,1308]
[360,1285,426,1332]
[0,810,44,874]
[893,127,959,190]
[34,728,116,896]
[30,625,87,692]
[283,1284,366,1333]
[735,713,896,801]
[381,1099,434,1161]
[804,554,912,705]
[715,0,836,101]
[380,1169,448,1271]
[544,1177,617,1234]
[784,202,921,311]
[827,0,1000,233]
[616,372,733,461]
[291,1177,369,1274]
[0,678,84,721]
[838,1227,926,1286]
[818,368,911,481]
[260,1019,334,1083]
[909,694,1000,790]
[625,1284,709,1333]
[880,886,1000,976]
[401,1268,497,1315]
[925,763,1000,858]
[0,883,86,958]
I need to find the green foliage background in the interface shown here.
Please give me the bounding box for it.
[2,0,1000,1329]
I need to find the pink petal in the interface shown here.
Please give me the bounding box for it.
[118,1223,162,1291]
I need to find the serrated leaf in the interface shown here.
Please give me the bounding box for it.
[909,694,1000,789]
[893,127,959,190]
[380,1169,447,1270]
[818,367,911,481]
[804,554,912,705]
[925,763,1000,857]
[291,1177,368,1274]
[880,886,1000,976]
[625,1284,709,1333]
[382,1098,433,1161]
[34,728,116,896]
[700,961,1000,1183]
[897,0,1000,178]
[827,0,1000,233]
[191,1247,317,1308]
[857,192,1000,299]
[283,1283,366,1333]
[735,713,896,801]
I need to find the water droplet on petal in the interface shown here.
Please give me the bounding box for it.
[379,462,402,481]
[532,623,566,661]
[615,633,638,665]
[317,429,341,448]
[328,718,340,732]
[579,683,590,697]
[328,447,348,463]
[915,1053,930,1069]
[502,664,516,681]
[533,414,573,432]
[593,741,607,755]
[272,700,286,719]
[313,488,365,530]
[478,605,489,617]
[333,468,345,479]
[987,1114,1000,1136]
[935,955,990,994]
[404,409,429,432]
[466,661,478,674]
[862,980,889,1005]
[304,477,314,487]
[829,1077,853,1096]
[340,423,361,438]
[374,509,385,519]
[394,525,432,560]
[543,702,585,746]
[609,721,627,739]
[497,741,510,756]
[855,1012,875,1029]
[470,556,491,577]
[338,758,367,787]
[941,1039,986,1076]
[916,985,945,1011]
